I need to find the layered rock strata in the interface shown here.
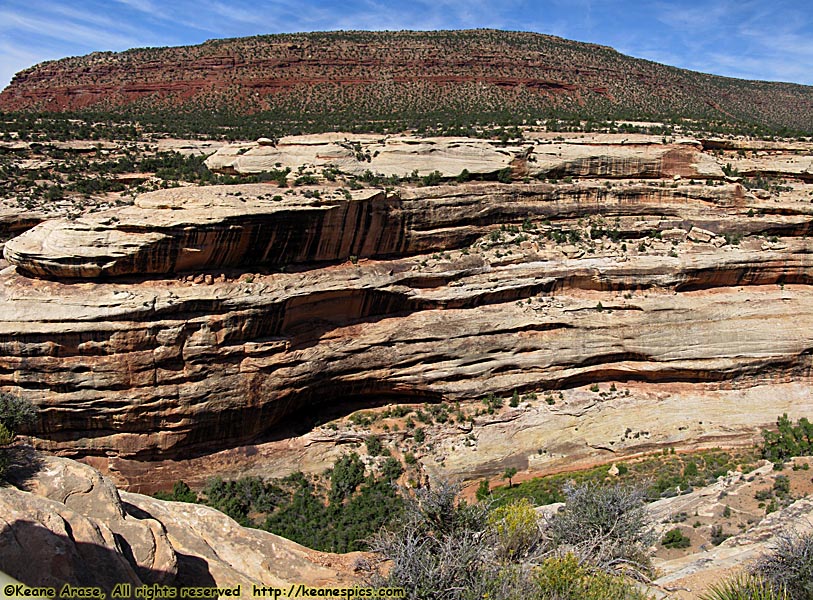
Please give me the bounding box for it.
[0,175,811,469]
[6,176,806,278]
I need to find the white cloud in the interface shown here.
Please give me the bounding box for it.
[0,8,142,50]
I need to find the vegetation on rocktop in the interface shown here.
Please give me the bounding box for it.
[3,30,813,136]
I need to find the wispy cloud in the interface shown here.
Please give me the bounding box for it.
[0,8,143,49]
[111,0,159,13]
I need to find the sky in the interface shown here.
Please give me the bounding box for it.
[1,0,813,91]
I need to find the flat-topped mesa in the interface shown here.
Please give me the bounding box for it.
[4,30,813,132]
[3,178,758,280]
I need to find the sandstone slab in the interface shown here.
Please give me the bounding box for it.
[0,449,358,591]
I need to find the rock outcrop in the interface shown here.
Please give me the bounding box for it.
[6,447,811,598]
[5,173,804,279]
[650,459,813,598]
[203,135,722,180]
[0,449,358,592]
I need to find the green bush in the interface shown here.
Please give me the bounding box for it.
[762,414,813,463]
[365,435,384,457]
[497,168,513,183]
[0,394,36,439]
[420,170,443,186]
[329,452,366,503]
[456,168,471,183]
[179,451,406,553]
[488,498,542,560]
[476,479,491,502]
[0,394,37,478]
[710,525,730,546]
[534,554,651,600]
[154,480,199,503]
[661,528,691,549]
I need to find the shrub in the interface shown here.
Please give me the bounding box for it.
[701,574,787,600]
[456,168,471,183]
[154,480,199,503]
[753,530,813,599]
[761,414,813,463]
[662,528,691,549]
[497,167,513,183]
[365,435,384,457]
[0,394,36,441]
[380,457,404,482]
[366,480,492,599]
[772,475,790,497]
[0,394,37,478]
[367,480,645,600]
[420,170,443,186]
[546,481,655,576]
[330,452,366,503]
[488,498,542,560]
[710,525,730,546]
[534,554,651,600]
[476,479,491,502]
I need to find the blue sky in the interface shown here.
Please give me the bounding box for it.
[1,0,812,91]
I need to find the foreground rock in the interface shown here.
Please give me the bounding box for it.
[0,449,359,591]
[3,448,812,599]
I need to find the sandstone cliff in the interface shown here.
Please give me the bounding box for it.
[0,133,810,490]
